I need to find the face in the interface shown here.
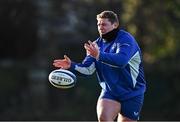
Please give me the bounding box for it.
[97,18,118,36]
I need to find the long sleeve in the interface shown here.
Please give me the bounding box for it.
[69,55,96,76]
[98,42,136,68]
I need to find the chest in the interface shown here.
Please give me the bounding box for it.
[99,41,120,53]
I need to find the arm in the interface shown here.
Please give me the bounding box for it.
[53,54,96,76]
[84,40,136,68]
[69,55,96,76]
[98,43,135,68]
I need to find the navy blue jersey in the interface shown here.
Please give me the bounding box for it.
[70,29,146,101]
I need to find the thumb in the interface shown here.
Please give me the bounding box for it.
[64,55,71,62]
[92,42,98,48]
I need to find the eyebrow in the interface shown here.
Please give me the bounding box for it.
[97,23,106,25]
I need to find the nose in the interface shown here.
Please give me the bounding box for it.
[98,26,103,30]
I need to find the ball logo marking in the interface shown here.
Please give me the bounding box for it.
[48,69,76,89]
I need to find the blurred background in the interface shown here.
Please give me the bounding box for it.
[0,0,179,121]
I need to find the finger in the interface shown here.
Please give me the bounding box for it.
[64,55,71,62]
[89,41,97,50]
[84,43,88,48]
[87,41,95,50]
[88,40,93,45]
[64,55,68,60]
[53,61,67,67]
[93,43,99,50]
[53,62,62,66]
[84,45,93,53]
[54,55,68,62]
[92,41,97,47]
[53,59,66,64]
[84,43,90,47]
[88,40,93,47]
[53,63,63,68]
[84,43,91,50]
[54,59,62,63]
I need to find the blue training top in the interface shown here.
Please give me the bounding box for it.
[69,29,146,101]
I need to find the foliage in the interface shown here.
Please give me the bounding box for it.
[0,0,179,120]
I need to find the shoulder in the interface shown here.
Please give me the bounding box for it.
[117,29,136,44]
[118,30,135,41]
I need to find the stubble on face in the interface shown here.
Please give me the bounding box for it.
[97,18,116,36]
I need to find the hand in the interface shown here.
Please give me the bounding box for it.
[53,55,71,69]
[84,40,99,59]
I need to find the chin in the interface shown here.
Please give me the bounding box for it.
[99,33,104,37]
[99,31,105,35]
[99,31,106,35]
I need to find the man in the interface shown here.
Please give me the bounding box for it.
[53,10,146,122]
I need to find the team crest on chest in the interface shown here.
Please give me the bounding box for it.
[111,43,120,53]
[111,43,117,50]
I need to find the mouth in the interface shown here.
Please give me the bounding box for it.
[99,29,105,34]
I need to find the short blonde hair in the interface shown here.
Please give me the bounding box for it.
[96,10,119,25]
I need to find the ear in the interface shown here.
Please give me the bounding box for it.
[113,22,119,29]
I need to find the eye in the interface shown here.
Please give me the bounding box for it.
[97,23,106,26]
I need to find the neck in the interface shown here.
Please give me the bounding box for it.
[101,28,119,42]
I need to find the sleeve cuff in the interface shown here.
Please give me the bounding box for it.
[98,51,104,61]
[69,61,76,71]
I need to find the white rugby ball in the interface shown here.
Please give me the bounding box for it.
[48,69,76,89]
